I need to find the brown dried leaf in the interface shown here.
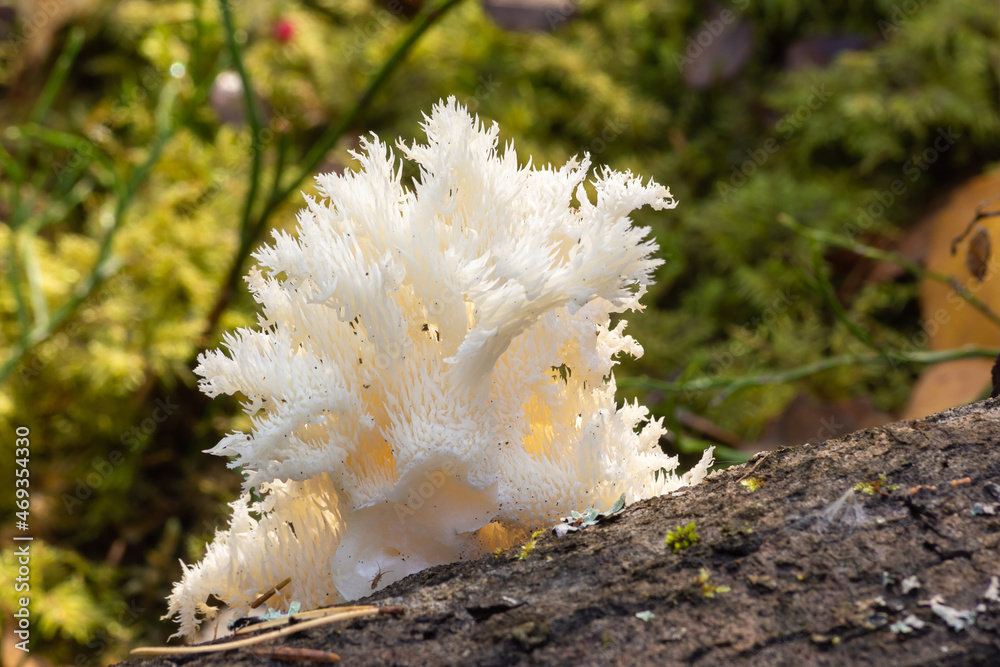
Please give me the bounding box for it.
[917,170,1000,351]
[966,226,991,282]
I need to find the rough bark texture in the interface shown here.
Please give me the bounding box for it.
[122,399,1000,666]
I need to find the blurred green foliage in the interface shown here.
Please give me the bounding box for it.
[1,0,998,662]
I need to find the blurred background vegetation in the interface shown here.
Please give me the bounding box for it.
[1,0,999,663]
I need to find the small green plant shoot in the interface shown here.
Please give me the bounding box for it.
[665,521,700,552]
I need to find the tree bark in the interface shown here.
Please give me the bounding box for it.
[122,398,1000,666]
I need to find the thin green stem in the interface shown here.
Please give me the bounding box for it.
[0,140,22,183]
[218,0,264,248]
[28,26,86,126]
[618,346,1000,396]
[10,25,86,223]
[18,124,121,194]
[8,29,83,228]
[778,213,1000,329]
[267,132,290,211]
[18,232,49,330]
[805,238,887,358]
[0,86,177,387]
[29,179,95,234]
[265,0,467,223]
[7,240,30,333]
[199,0,467,347]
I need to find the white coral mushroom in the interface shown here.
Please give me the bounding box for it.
[165,97,713,639]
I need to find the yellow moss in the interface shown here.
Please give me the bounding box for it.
[665,521,700,552]
[517,529,546,561]
[854,472,898,495]
[695,568,731,598]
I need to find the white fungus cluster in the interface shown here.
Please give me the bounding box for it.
[165,97,714,639]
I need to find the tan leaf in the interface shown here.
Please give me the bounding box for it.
[905,169,1000,418]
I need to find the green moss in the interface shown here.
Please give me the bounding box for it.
[854,472,900,495]
[517,530,547,561]
[695,568,731,598]
[665,521,700,552]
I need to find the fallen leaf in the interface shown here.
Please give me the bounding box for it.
[964,227,991,282]
[903,359,995,421]
[751,394,891,450]
[903,169,1000,419]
